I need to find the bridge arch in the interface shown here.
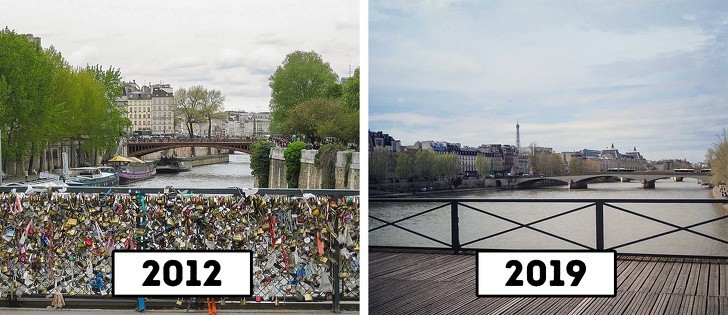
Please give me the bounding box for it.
[127,139,253,157]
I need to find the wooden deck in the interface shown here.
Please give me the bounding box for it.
[370,250,728,314]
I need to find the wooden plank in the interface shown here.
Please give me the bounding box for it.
[721,263,728,297]
[695,263,710,297]
[369,252,728,315]
[706,296,720,315]
[678,295,695,315]
[691,295,707,315]
[662,293,683,315]
[648,293,673,315]
[659,261,685,294]
[708,262,720,297]
[683,261,702,296]
[671,260,693,294]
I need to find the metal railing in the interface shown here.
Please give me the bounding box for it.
[370,198,728,258]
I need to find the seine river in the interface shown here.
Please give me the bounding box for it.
[370,179,728,257]
[127,153,256,189]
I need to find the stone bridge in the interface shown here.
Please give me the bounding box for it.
[504,172,713,189]
[127,138,253,157]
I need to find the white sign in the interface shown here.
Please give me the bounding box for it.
[477,251,615,296]
[113,251,252,296]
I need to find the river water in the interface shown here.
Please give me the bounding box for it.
[370,179,728,256]
[127,153,255,189]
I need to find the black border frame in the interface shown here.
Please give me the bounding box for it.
[475,249,617,297]
[112,250,254,298]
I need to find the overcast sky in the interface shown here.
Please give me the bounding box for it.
[370,1,727,163]
[0,0,359,113]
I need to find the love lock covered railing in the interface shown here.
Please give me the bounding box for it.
[370,198,728,258]
[0,186,359,312]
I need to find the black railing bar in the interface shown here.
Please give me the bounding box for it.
[608,214,728,250]
[369,246,728,259]
[367,202,450,232]
[458,202,595,248]
[0,186,358,197]
[604,203,728,244]
[460,225,595,250]
[371,198,726,204]
[456,203,592,250]
[368,216,452,248]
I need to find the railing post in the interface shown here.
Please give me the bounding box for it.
[451,201,460,254]
[595,201,604,251]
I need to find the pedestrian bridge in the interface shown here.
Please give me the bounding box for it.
[504,172,712,189]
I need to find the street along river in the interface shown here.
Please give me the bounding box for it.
[370,179,728,257]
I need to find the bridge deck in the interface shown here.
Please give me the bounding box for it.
[369,250,728,314]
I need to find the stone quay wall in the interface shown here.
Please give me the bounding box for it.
[268,148,360,190]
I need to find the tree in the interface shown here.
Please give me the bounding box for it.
[395,150,415,181]
[174,85,206,139]
[342,67,360,111]
[415,150,436,181]
[476,155,494,177]
[529,152,565,176]
[201,89,225,139]
[250,139,274,188]
[284,141,307,188]
[281,98,357,144]
[370,148,391,184]
[268,51,338,133]
[435,153,459,179]
[706,129,728,185]
[0,28,55,169]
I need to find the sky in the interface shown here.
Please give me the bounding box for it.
[369,1,727,163]
[0,0,360,113]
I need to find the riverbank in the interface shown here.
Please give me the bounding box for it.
[179,153,230,166]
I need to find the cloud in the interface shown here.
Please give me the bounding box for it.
[67,45,99,66]
[216,48,245,70]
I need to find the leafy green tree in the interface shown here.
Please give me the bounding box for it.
[370,148,391,183]
[201,89,225,139]
[250,139,274,188]
[174,85,206,138]
[284,141,307,188]
[706,129,728,185]
[268,51,338,133]
[281,98,357,144]
[395,150,415,181]
[476,155,494,177]
[0,28,55,169]
[415,150,437,181]
[342,67,360,111]
[435,153,459,179]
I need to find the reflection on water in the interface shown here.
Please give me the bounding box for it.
[127,153,255,189]
[370,179,728,256]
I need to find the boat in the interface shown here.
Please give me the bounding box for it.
[63,167,119,187]
[107,156,156,184]
[155,157,192,173]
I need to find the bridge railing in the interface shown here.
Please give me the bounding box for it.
[370,198,728,258]
[0,187,359,311]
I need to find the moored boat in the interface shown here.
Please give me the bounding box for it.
[155,158,192,173]
[63,167,119,187]
[108,156,156,184]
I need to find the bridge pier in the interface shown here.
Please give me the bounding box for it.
[641,179,655,189]
[568,180,588,189]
